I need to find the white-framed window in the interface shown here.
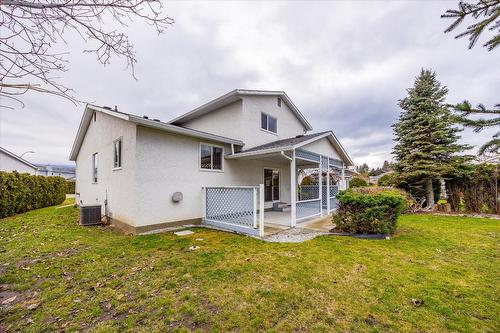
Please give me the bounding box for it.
[200,143,223,171]
[92,153,98,183]
[113,138,122,169]
[261,113,277,134]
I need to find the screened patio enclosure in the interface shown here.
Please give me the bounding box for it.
[201,147,347,237]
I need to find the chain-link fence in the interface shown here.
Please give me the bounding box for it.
[203,186,264,236]
[296,199,322,221]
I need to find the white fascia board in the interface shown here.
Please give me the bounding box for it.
[226,146,294,159]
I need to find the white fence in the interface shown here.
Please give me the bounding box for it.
[329,185,339,212]
[296,185,322,221]
[202,185,264,237]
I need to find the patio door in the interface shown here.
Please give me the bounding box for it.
[264,168,280,202]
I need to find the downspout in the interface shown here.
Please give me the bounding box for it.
[280,151,292,161]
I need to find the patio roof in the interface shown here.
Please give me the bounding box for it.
[226,131,354,166]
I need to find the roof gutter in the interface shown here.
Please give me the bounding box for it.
[226,146,294,159]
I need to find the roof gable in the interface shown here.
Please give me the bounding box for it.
[168,89,313,131]
[69,104,244,161]
[0,147,38,170]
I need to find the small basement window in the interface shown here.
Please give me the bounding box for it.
[200,144,223,171]
[92,153,98,183]
[113,138,122,168]
[261,113,277,134]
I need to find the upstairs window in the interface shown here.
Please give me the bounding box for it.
[92,153,98,183]
[200,144,223,171]
[277,97,282,107]
[113,138,122,168]
[261,113,277,134]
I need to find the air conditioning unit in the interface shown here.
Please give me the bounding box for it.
[79,205,102,226]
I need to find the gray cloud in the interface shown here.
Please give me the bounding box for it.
[0,1,498,167]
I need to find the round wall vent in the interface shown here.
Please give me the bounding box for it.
[172,192,183,203]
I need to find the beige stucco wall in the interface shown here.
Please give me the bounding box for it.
[182,96,308,149]
[134,126,291,227]
[241,96,307,147]
[0,151,37,174]
[75,111,138,226]
[301,137,342,160]
[182,100,243,142]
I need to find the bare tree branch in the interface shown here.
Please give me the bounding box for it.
[0,0,174,108]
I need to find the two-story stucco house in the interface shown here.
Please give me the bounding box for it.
[69,89,354,235]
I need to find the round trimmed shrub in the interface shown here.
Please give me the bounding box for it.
[349,177,368,188]
[332,189,406,235]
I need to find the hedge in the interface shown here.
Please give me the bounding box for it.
[332,189,406,235]
[66,180,76,194]
[0,171,67,218]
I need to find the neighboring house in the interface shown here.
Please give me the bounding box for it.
[0,146,38,175]
[36,164,76,180]
[369,171,393,185]
[69,89,355,235]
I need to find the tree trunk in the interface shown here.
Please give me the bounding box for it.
[425,178,435,209]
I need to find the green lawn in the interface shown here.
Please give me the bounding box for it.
[1,199,499,332]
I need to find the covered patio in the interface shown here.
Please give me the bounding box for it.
[201,132,352,237]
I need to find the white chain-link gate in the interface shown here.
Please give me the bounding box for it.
[202,185,264,237]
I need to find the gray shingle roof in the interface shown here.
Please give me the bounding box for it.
[240,131,329,153]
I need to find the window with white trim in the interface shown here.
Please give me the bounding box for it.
[92,153,98,183]
[200,144,223,170]
[261,113,277,133]
[113,138,122,168]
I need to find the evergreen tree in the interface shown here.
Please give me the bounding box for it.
[451,101,499,155]
[382,160,392,172]
[369,167,384,176]
[356,163,370,175]
[392,69,469,208]
[441,0,500,51]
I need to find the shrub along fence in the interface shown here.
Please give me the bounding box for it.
[0,171,67,218]
[332,188,406,235]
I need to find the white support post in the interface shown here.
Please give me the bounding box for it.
[290,150,296,227]
[201,187,206,220]
[259,184,264,237]
[326,161,330,213]
[341,164,346,190]
[253,187,257,228]
[319,156,323,217]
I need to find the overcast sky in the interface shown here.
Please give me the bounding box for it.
[0,1,498,167]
